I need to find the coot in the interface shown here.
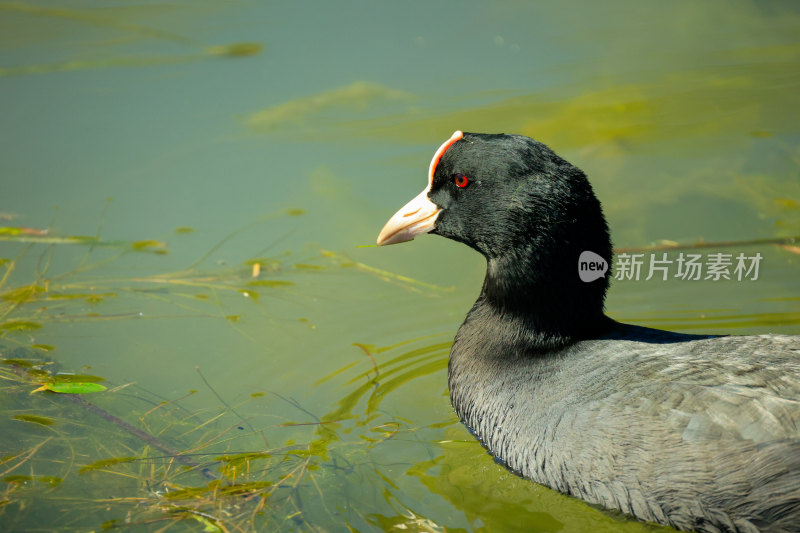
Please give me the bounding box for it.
[377,131,800,532]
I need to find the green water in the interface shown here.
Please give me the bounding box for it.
[1,1,799,531]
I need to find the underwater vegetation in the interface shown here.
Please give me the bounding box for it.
[0,2,263,77]
[0,207,463,531]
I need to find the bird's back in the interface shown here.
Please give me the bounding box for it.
[449,321,800,532]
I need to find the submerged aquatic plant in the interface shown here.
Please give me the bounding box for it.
[0,2,264,78]
[0,207,468,531]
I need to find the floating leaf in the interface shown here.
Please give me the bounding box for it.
[2,284,46,303]
[31,344,55,351]
[0,320,43,331]
[2,475,33,483]
[79,457,138,473]
[37,476,63,486]
[246,280,294,288]
[1,358,35,367]
[132,240,166,251]
[13,414,55,426]
[34,382,107,394]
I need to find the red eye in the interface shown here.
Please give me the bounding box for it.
[454,173,469,188]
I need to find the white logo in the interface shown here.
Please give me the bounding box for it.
[578,251,608,282]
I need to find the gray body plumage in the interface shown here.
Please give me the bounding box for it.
[450,313,800,532]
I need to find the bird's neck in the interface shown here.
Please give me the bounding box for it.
[476,249,612,352]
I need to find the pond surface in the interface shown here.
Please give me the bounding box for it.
[1,1,799,531]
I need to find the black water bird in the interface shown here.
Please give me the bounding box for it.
[377,131,800,532]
